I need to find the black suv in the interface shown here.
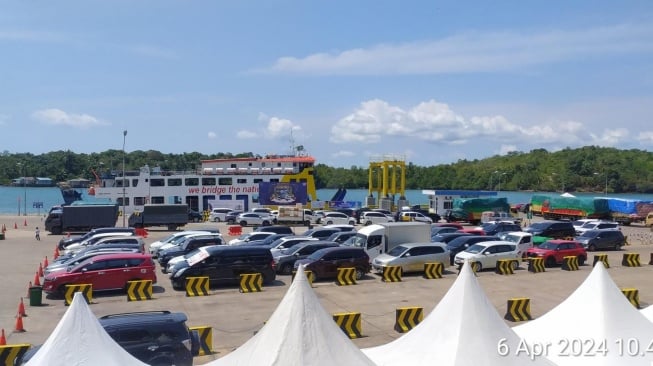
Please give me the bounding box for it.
[524,220,575,238]
[169,246,276,290]
[575,229,626,251]
[158,235,224,272]
[16,311,199,366]
[254,225,295,235]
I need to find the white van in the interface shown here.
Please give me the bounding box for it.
[209,208,233,222]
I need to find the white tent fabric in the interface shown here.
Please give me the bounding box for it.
[203,264,376,366]
[642,304,653,322]
[560,192,576,197]
[362,261,556,366]
[514,263,653,366]
[26,292,148,366]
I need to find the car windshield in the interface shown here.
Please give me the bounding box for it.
[306,249,328,261]
[579,231,600,238]
[387,245,408,257]
[344,234,367,248]
[503,234,521,243]
[581,222,599,229]
[465,244,486,254]
[480,223,498,231]
[281,243,305,254]
[527,222,549,230]
[538,241,558,250]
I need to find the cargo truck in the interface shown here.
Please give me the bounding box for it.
[128,204,189,231]
[345,222,431,261]
[45,204,119,235]
[274,206,313,226]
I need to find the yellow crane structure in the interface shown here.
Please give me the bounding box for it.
[367,155,407,209]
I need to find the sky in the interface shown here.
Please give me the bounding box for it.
[1,1,652,168]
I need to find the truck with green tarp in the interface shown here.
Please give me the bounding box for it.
[530,195,609,221]
[449,197,511,225]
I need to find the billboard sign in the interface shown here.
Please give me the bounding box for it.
[258,182,308,205]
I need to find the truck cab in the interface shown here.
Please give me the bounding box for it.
[344,222,431,261]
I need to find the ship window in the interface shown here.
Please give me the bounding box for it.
[168,178,182,186]
[134,197,147,206]
[253,178,263,183]
[131,179,138,187]
[230,164,237,168]
[185,178,199,186]
[237,178,247,184]
[116,178,129,188]
[277,163,282,167]
[202,177,216,186]
[270,178,279,183]
[150,178,165,187]
[151,196,164,204]
[117,197,130,206]
[218,177,232,185]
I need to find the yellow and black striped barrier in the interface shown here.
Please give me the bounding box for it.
[189,326,213,356]
[126,280,153,301]
[382,266,402,282]
[333,312,362,339]
[65,284,92,306]
[336,267,356,286]
[457,261,480,275]
[394,306,423,333]
[0,344,31,366]
[561,256,579,271]
[291,270,314,286]
[622,253,641,267]
[239,273,263,293]
[504,298,532,322]
[423,262,444,279]
[495,259,518,275]
[593,254,609,268]
[527,257,545,273]
[185,277,210,297]
[621,288,640,309]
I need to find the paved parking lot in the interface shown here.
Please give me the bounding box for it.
[0,216,652,364]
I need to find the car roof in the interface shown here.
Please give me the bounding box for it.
[99,311,187,328]
[395,242,447,249]
[313,246,364,254]
[543,239,579,244]
[204,245,271,255]
[469,240,515,246]
[85,252,151,261]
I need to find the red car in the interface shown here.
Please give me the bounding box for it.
[434,222,464,230]
[43,252,157,297]
[525,240,587,267]
[458,228,486,236]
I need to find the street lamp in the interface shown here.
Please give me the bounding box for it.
[17,163,27,216]
[122,130,127,227]
[594,172,608,196]
[498,172,507,192]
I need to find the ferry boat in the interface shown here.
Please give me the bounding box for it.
[87,152,318,217]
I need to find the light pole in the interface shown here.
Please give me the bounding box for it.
[122,130,127,227]
[594,172,608,195]
[498,172,507,191]
[17,162,27,216]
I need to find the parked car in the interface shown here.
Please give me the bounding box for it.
[294,247,370,281]
[360,211,394,225]
[237,212,273,227]
[268,236,319,255]
[253,225,295,235]
[63,232,136,255]
[372,243,450,273]
[453,241,521,271]
[477,221,522,236]
[326,231,358,244]
[45,244,144,275]
[16,310,200,366]
[321,224,356,232]
[575,221,620,236]
[524,239,587,267]
[228,231,278,245]
[188,209,203,223]
[430,225,459,239]
[398,211,433,224]
[433,222,465,230]
[523,220,576,239]
[240,233,292,247]
[572,218,598,231]
[445,235,500,265]
[274,241,341,274]
[155,232,223,258]
[42,253,157,297]
[225,210,244,225]
[575,229,626,251]
[58,227,136,250]
[301,227,343,240]
[169,246,276,290]
[148,230,214,257]
[431,232,472,244]
[209,207,234,222]
[319,211,357,226]
[158,235,225,272]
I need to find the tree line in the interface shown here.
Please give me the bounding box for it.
[1,146,652,193]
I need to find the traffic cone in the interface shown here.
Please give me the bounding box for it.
[14,222,17,229]
[33,271,41,286]
[44,256,49,267]
[0,329,6,345]
[18,298,26,317]
[14,313,25,332]
[38,262,44,277]
[24,219,27,227]
[27,281,32,297]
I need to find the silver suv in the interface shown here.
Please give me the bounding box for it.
[360,211,394,225]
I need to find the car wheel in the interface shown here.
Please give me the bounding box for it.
[614,243,622,251]
[587,244,596,252]
[472,262,482,272]
[355,268,364,280]
[577,256,586,266]
[510,260,519,271]
[280,264,293,275]
[193,217,199,223]
[214,218,221,222]
[262,220,270,226]
[239,221,247,227]
[326,220,333,225]
[545,257,556,268]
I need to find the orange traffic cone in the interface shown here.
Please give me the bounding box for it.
[27,281,32,297]
[33,271,41,286]
[18,298,26,317]
[14,313,25,332]
[43,256,49,268]
[24,219,27,227]
[0,328,6,345]
[38,263,43,277]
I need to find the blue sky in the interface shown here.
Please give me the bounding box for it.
[1,1,652,167]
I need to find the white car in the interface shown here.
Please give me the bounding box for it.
[320,211,356,226]
[148,230,212,257]
[372,243,450,273]
[360,211,394,226]
[209,208,233,222]
[575,221,619,236]
[228,231,277,245]
[236,212,274,227]
[63,232,134,255]
[398,211,433,224]
[453,240,520,271]
[155,232,220,256]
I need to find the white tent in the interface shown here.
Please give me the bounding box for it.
[514,263,653,366]
[362,261,556,366]
[26,292,148,366]
[202,265,376,366]
[642,304,653,322]
[560,192,576,197]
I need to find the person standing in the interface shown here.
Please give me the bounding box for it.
[35,227,40,241]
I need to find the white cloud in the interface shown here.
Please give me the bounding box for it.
[498,144,518,155]
[208,131,217,139]
[636,131,653,144]
[31,108,106,128]
[236,130,258,139]
[258,23,653,75]
[589,128,629,146]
